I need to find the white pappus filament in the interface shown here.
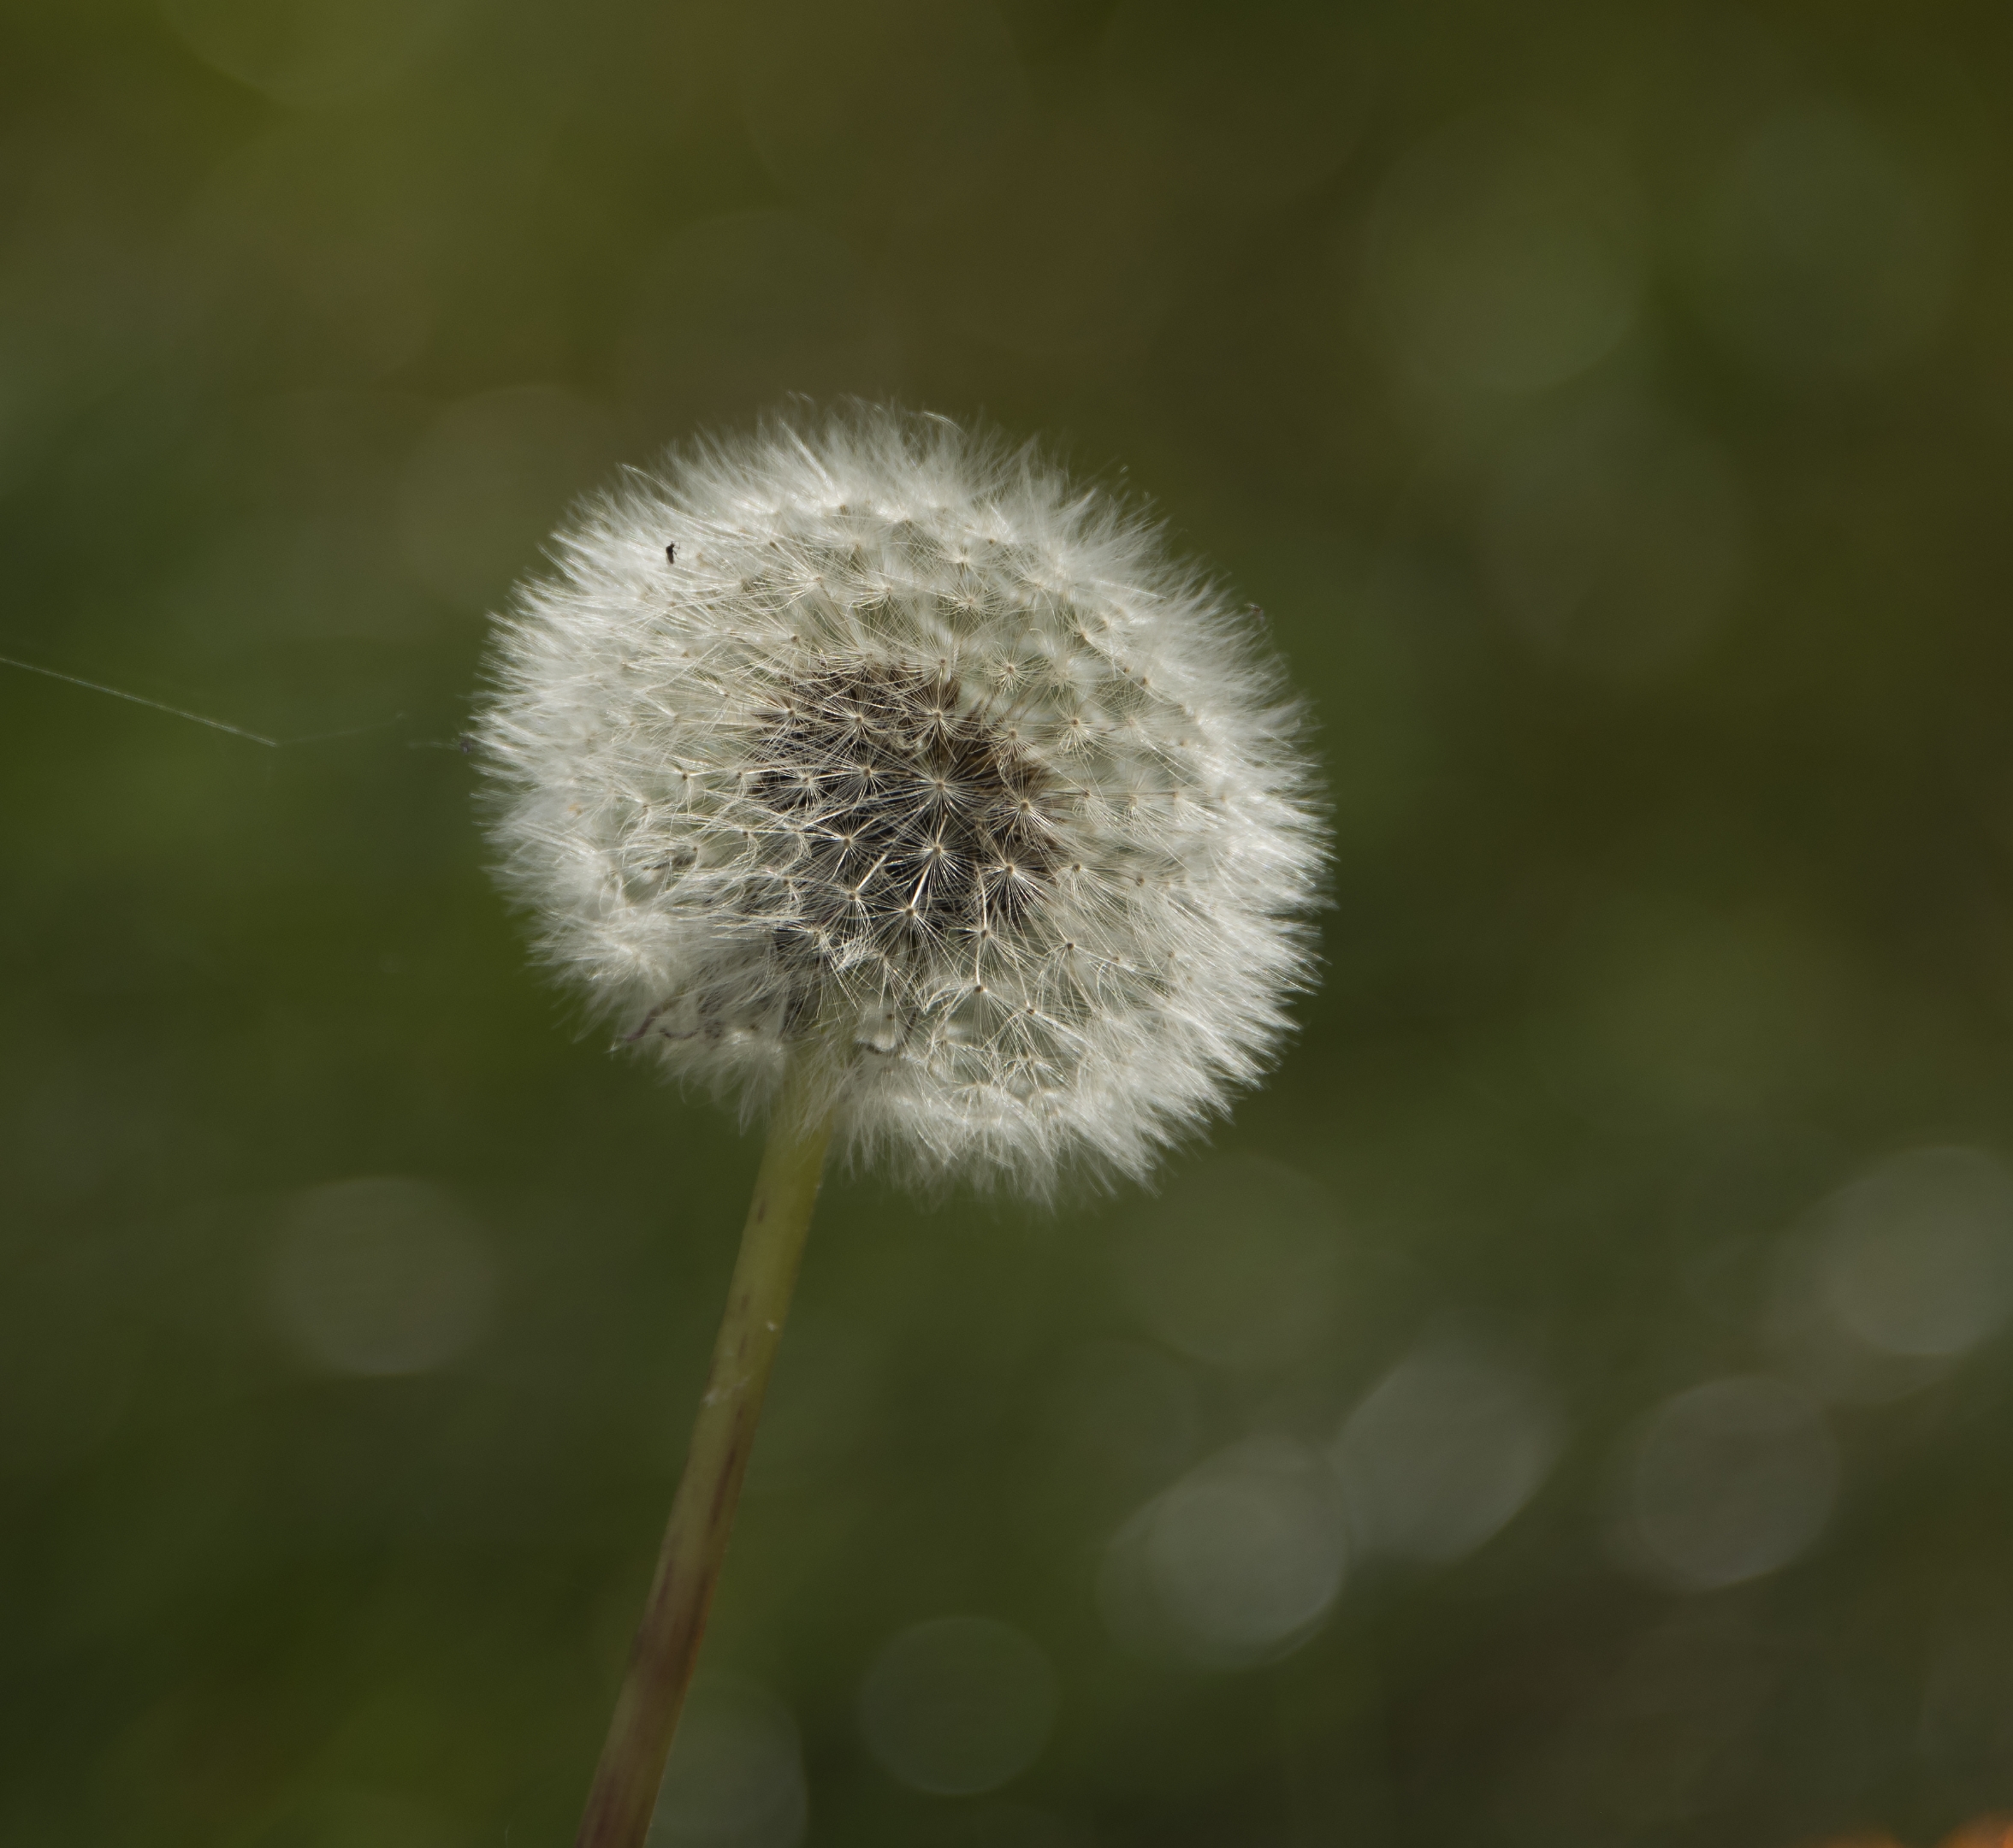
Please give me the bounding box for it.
[477,405,1327,1195]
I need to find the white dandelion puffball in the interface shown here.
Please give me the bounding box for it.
[478,406,1325,1194]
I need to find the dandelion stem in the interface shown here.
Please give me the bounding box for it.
[574,1075,835,1848]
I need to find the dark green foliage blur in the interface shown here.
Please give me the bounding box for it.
[6,1,2013,1844]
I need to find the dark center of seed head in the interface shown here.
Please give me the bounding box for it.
[751,665,1057,957]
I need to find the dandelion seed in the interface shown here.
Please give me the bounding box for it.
[475,405,1326,1848]
[481,404,1324,1196]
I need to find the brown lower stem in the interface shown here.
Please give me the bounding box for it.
[573,1081,834,1848]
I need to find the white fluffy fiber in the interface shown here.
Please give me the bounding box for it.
[478,405,1325,1194]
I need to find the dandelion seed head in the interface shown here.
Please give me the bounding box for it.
[477,405,1325,1194]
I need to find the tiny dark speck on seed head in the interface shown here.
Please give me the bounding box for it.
[666,543,678,564]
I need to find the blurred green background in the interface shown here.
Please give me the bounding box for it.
[6,1,2013,1844]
